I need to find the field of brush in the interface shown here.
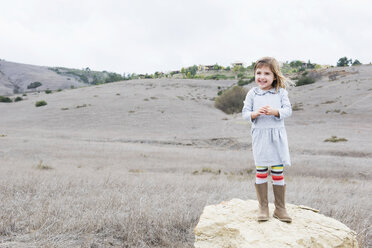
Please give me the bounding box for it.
[1,65,371,247]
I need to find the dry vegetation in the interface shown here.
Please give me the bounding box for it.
[1,65,372,247]
[0,167,370,247]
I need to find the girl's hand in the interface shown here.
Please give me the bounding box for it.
[263,106,279,116]
[252,106,267,119]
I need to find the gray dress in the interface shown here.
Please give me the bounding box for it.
[242,86,292,167]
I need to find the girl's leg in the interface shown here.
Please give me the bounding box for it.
[256,166,268,184]
[270,165,284,185]
[270,164,292,222]
[255,166,269,221]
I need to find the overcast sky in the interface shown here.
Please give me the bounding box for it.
[1,0,371,74]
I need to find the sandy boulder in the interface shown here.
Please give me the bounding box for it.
[194,198,358,248]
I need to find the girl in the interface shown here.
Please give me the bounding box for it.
[242,57,293,223]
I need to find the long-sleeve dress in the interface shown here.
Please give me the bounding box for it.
[242,86,292,167]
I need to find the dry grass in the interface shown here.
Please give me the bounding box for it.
[0,163,370,247]
[34,160,54,170]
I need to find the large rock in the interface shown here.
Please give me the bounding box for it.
[194,198,358,248]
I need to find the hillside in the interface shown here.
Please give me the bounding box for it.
[0,60,124,96]
[1,64,372,169]
[0,64,371,247]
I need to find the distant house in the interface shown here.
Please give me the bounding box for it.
[198,65,215,71]
[231,62,244,67]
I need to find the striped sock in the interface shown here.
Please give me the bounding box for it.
[271,164,284,185]
[256,166,268,184]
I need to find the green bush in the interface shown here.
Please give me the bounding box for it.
[205,74,228,80]
[214,86,247,114]
[14,96,23,102]
[324,136,348,143]
[104,72,124,83]
[45,90,52,94]
[296,76,316,86]
[237,77,254,86]
[27,81,42,89]
[0,96,12,103]
[35,100,47,107]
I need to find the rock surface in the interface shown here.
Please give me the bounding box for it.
[194,198,358,248]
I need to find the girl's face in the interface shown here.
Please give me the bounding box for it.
[255,65,275,90]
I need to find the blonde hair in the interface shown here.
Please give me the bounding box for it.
[254,57,295,92]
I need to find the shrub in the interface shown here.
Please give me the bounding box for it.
[35,100,47,107]
[292,102,303,111]
[296,76,315,86]
[289,60,303,68]
[237,77,254,86]
[27,81,42,89]
[45,89,52,94]
[204,74,228,80]
[104,72,124,83]
[214,86,247,114]
[184,65,198,78]
[0,96,12,103]
[324,136,348,143]
[14,96,23,102]
[35,160,53,170]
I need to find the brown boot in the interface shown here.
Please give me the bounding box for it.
[255,183,269,222]
[273,184,292,223]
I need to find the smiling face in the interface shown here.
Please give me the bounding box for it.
[255,65,276,90]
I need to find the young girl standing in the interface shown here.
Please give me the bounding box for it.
[242,57,293,223]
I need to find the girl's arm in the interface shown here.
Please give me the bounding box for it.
[242,90,266,121]
[242,90,257,123]
[274,89,292,120]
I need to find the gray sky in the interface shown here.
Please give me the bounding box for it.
[1,0,371,74]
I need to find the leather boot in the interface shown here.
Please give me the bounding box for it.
[255,183,269,221]
[273,184,292,223]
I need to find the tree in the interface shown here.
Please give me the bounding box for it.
[246,62,256,70]
[337,57,352,67]
[307,60,315,69]
[289,60,303,68]
[232,65,241,73]
[352,59,362,66]
[184,65,198,78]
